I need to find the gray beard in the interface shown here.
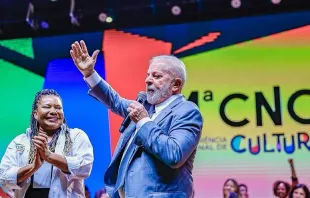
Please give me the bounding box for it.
[146,83,171,105]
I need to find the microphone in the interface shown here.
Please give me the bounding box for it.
[119,91,147,133]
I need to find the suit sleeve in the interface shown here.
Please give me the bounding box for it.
[86,71,132,118]
[291,176,299,188]
[134,104,203,169]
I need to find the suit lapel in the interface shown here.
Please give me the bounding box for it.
[110,122,136,162]
[119,122,136,149]
[153,95,185,124]
[153,107,171,124]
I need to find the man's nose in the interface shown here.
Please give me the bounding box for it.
[145,76,153,85]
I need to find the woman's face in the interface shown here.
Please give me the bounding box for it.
[276,183,288,198]
[240,186,247,197]
[224,180,237,194]
[292,188,306,198]
[34,95,64,131]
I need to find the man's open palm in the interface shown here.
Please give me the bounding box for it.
[70,40,100,77]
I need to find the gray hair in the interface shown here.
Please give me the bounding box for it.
[149,55,187,88]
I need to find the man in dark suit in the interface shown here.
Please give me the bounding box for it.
[70,40,203,198]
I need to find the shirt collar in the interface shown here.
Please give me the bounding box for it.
[155,94,182,114]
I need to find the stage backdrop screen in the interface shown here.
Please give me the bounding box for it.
[0,10,309,197]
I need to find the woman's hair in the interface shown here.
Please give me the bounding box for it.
[223,178,240,195]
[273,180,291,196]
[289,184,310,198]
[239,184,248,191]
[28,89,72,164]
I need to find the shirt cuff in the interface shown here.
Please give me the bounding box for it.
[65,156,81,174]
[16,179,29,189]
[84,71,101,88]
[136,117,151,131]
[2,166,25,190]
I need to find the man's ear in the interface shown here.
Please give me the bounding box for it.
[172,78,182,92]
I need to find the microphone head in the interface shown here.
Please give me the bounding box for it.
[137,91,147,103]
